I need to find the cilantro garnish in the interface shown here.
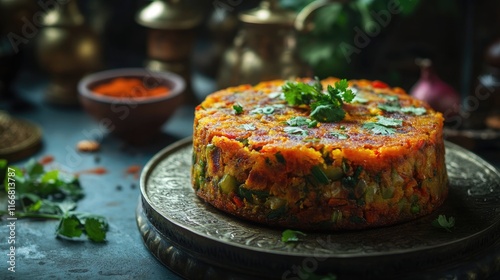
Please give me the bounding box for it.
[240,124,256,131]
[281,229,307,243]
[233,103,243,114]
[330,132,349,139]
[282,78,355,123]
[378,97,427,116]
[284,127,308,136]
[286,116,318,128]
[250,104,284,115]
[378,94,399,102]
[1,159,108,242]
[363,116,402,135]
[432,215,455,232]
[377,103,401,113]
[352,95,368,104]
[373,116,403,127]
[401,106,427,116]
[268,92,284,99]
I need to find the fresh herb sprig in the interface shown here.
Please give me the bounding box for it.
[282,78,355,123]
[282,229,307,243]
[233,103,243,115]
[432,215,455,232]
[1,159,108,242]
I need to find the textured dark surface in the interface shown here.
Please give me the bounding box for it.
[139,138,500,279]
[0,69,209,279]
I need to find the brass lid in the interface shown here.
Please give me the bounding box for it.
[136,0,203,30]
[0,112,42,162]
[238,0,295,26]
[42,0,84,27]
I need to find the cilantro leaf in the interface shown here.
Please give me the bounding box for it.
[233,103,243,115]
[240,124,256,131]
[282,78,354,123]
[84,217,107,242]
[432,215,455,232]
[379,102,427,116]
[352,95,368,104]
[330,132,349,139]
[363,123,396,135]
[25,159,44,178]
[378,94,399,102]
[282,229,307,243]
[1,160,108,243]
[374,116,403,127]
[363,116,402,135]
[333,79,355,103]
[250,105,280,115]
[57,214,83,239]
[311,104,346,123]
[284,127,308,136]
[287,116,317,128]
[401,106,427,115]
[287,116,309,126]
[378,103,401,113]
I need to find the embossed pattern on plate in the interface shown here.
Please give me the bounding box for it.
[138,138,500,279]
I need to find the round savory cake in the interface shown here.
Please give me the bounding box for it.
[192,78,448,230]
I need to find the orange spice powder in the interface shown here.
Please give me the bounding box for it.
[92,77,170,98]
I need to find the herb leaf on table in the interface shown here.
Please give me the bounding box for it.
[432,215,455,232]
[0,159,108,242]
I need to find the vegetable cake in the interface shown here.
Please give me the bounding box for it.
[192,78,448,230]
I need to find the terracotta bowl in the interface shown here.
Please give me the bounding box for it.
[78,68,185,143]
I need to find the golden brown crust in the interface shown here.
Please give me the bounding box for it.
[192,78,448,230]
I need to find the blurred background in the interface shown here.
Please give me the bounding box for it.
[1,0,500,151]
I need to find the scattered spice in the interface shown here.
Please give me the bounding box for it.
[116,185,122,191]
[125,165,141,179]
[76,167,108,176]
[94,155,101,164]
[92,77,170,98]
[77,140,100,152]
[130,183,136,190]
[39,155,54,165]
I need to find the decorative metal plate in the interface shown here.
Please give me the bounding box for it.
[0,112,42,162]
[137,138,500,279]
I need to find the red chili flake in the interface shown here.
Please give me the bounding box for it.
[232,196,244,208]
[76,167,108,176]
[125,165,141,179]
[372,80,389,89]
[39,155,54,165]
[126,165,141,174]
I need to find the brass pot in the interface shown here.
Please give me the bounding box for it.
[36,0,101,105]
[136,0,203,104]
[217,0,339,89]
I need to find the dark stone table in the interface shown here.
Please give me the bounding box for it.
[0,69,215,279]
